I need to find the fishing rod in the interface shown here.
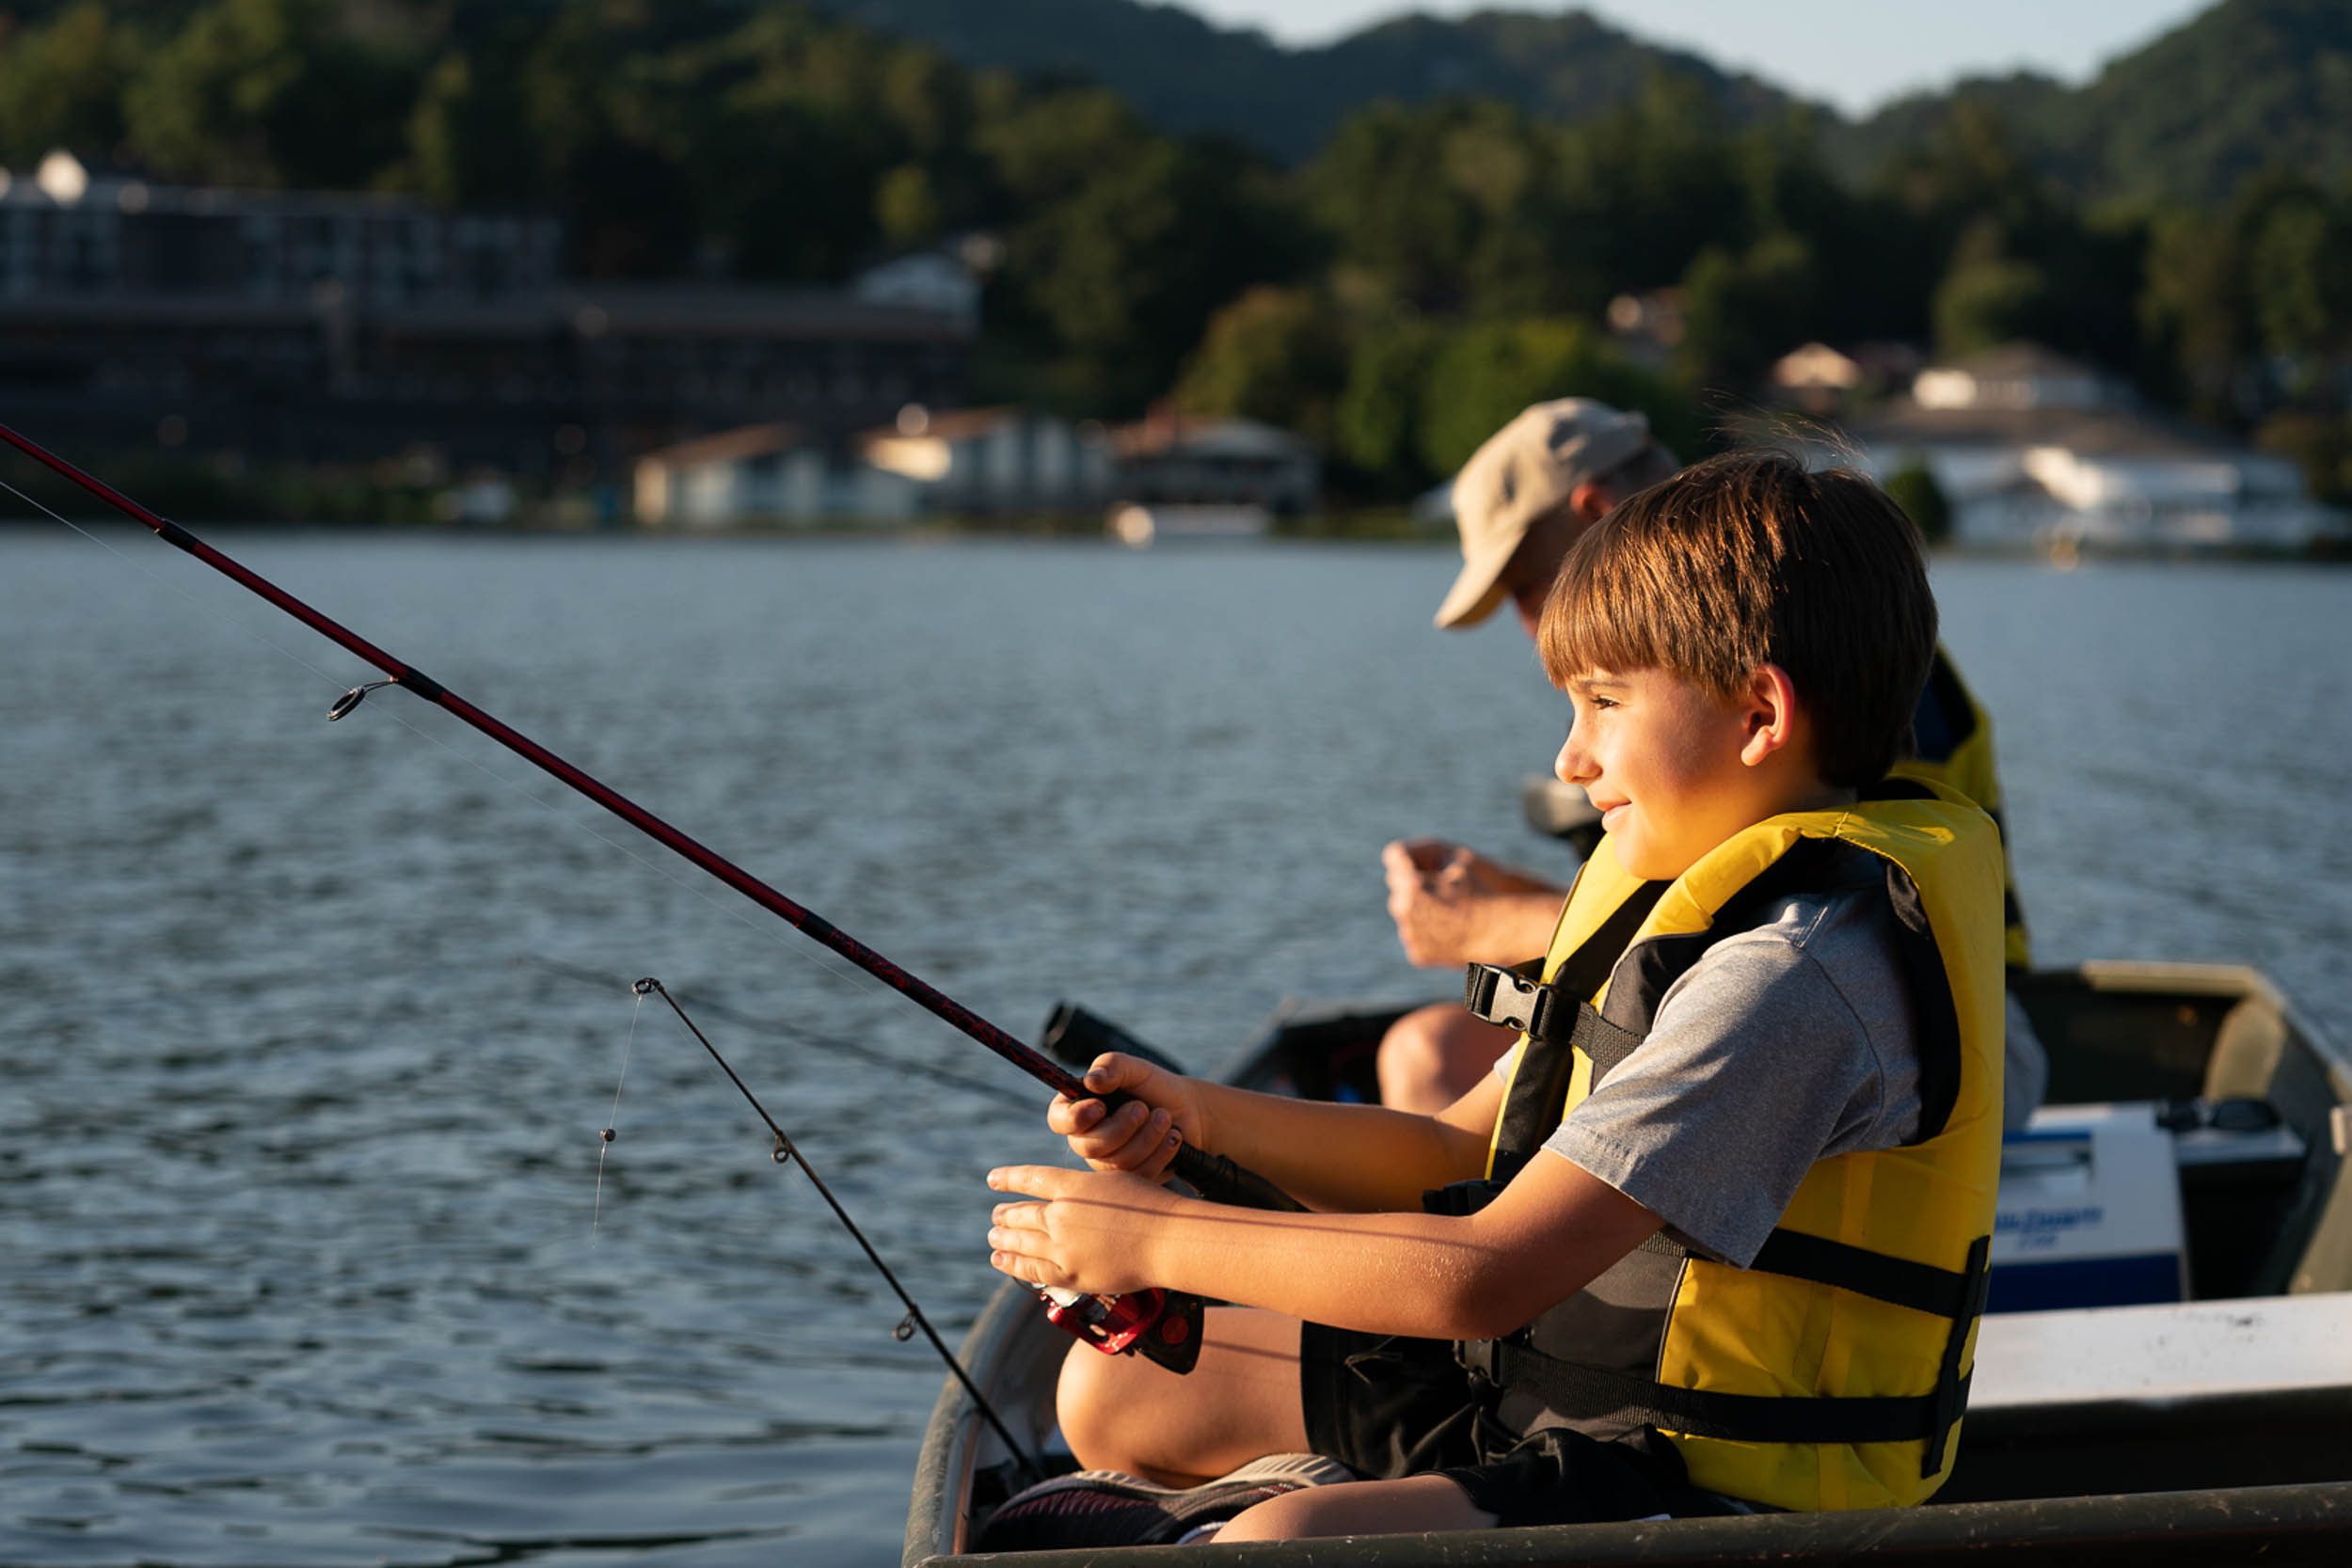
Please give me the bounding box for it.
[3,419,1297,1371]
[626,976,1044,1484]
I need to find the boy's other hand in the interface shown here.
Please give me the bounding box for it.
[1049,1053,1204,1182]
[986,1164,1175,1296]
[1382,839,1565,967]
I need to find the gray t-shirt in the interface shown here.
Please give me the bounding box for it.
[1500,883,1926,1268]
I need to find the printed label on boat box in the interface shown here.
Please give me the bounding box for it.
[1988,1101,2187,1313]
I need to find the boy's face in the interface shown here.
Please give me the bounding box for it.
[1555,666,1782,882]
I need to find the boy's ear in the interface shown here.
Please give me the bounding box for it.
[1739,663,1802,768]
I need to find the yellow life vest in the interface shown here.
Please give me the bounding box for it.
[1898,648,2029,969]
[1454,783,2007,1513]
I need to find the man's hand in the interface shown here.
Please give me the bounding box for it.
[1382,839,1566,967]
[987,1164,1178,1296]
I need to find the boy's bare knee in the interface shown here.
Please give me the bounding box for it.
[1053,1339,1218,1485]
[1217,1475,1494,1542]
[1055,1341,1145,1475]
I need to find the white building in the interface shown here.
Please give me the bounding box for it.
[634,424,910,525]
[1109,412,1320,515]
[633,406,1116,525]
[856,405,1114,513]
[1849,343,2337,550]
[850,250,982,332]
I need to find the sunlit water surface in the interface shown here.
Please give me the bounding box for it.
[3,528,2347,1566]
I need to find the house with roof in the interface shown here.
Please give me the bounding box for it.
[855,405,1114,514]
[632,405,1117,524]
[1107,411,1319,515]
[1845,343,2336,550]
[634,423,905,525]
[0,150,971,483]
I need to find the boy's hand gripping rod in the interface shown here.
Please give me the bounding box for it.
[1,420,1302,1373]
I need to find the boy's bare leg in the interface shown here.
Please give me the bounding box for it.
[1218,1473,1496,1540]
[1056,1306,1311,1485]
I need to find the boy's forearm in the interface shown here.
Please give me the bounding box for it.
[1133,1200,1541,1340]
[1190,1082,1486,1212]
[990,1149,1659,1337]
[1134,1152,1658,1338]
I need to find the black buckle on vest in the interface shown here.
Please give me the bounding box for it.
[1454,1337,1502,1392]
[1464,961,1558,1038]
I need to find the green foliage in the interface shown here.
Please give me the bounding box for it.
[1173,286,1346,444]
[1882,461,1954,546]
[120,0,418,188]
[1332,316,1441,487]
[1932,258,2053,357]
[2139,169,2352,420]
[803,0,1807,166]
[1678,231,1818,390]
[1416,318,1690,478]
[0,2,138,166]
[2257,411,2352,508]
[2248,193,2352,371]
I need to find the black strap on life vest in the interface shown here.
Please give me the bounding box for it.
[1460,1233,1991,1474]
[1462,878,1667,1042]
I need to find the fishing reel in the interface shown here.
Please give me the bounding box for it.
[1040,1286,1204,1374]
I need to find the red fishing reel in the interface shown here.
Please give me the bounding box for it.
[1041,1287,1204,1374]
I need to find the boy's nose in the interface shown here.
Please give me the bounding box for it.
[1553,733,1593,786]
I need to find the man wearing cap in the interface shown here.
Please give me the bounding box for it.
[1378,400,1680,1111]
[1379,399,2045,1126]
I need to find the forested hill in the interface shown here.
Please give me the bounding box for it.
[8,0,2342,203]
[808,0,1805,163]
[807,0,2351,206]
[1843,0,2352,207]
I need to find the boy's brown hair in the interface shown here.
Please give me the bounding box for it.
[1537,450,1936,788]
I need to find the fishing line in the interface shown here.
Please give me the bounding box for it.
[623,976,1042,1483]
[592,984,647,1240]
[8,420,1296,1387]
[522,955,1034,1112]
[2,475,362,691]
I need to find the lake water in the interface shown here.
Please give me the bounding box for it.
[3,527,2349,1566]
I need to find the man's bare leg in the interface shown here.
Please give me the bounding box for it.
[1376,1005,1518,1114]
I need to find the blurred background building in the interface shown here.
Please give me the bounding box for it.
[0,151,973,501]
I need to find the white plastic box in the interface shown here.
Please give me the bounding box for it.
[1987,1101,2187,1313]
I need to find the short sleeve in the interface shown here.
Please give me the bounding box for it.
[1539,891,1922,1266]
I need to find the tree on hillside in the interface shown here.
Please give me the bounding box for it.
[1333,315,1441,489]
[0,1,141,167]
[1678,231,1819,390]
[1173,286,1347,445]
[1417,317,1692,476]
[121,0,418,188]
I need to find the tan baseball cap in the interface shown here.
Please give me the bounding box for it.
[1434,399,1656,629]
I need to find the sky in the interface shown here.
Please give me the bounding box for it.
[1181,1,2215,118]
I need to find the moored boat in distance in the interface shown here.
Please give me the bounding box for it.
[1108,502,1273,547]
[907,961,2352,1565]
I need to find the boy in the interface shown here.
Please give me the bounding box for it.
[986,451,2009,1542]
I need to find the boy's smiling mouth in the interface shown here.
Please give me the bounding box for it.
[1587,794,1630,831]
